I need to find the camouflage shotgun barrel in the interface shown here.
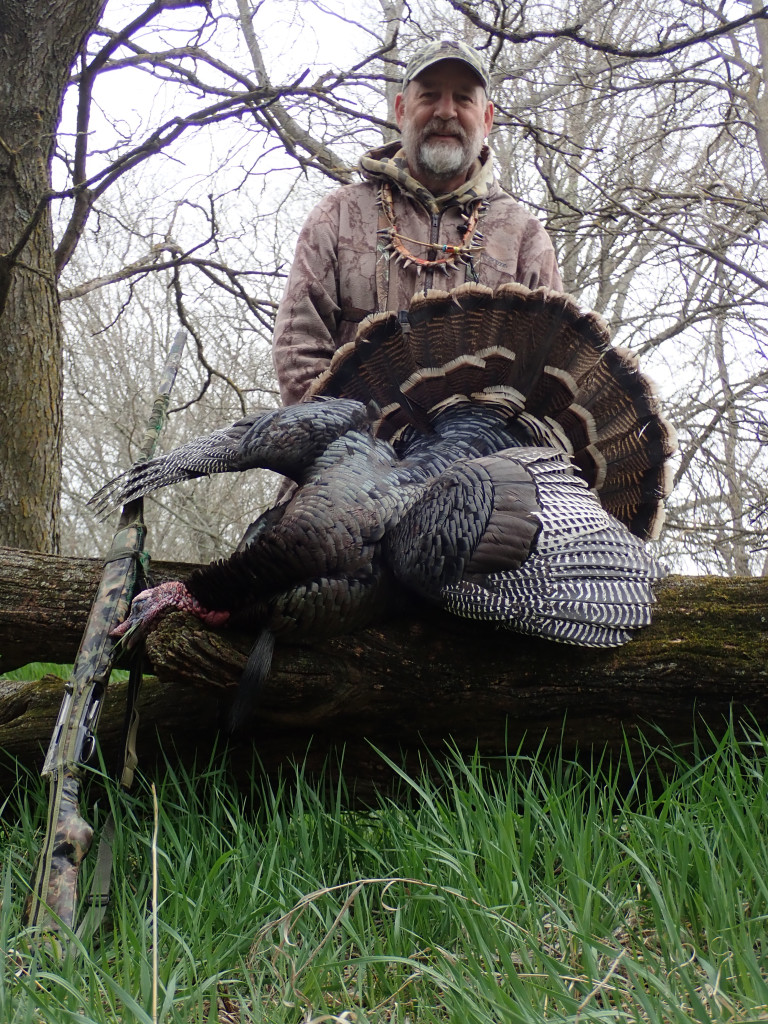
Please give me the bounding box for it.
[23,329,187,936]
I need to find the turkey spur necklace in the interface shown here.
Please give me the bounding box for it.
[376,182,487,280]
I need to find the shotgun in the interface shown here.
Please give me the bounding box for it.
[22,329,186,937]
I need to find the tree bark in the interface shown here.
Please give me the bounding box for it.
[0,0,104,553]
[1,546,767,793]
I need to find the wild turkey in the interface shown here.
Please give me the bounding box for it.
[93,283,676,716]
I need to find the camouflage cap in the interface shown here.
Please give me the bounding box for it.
[402,40,490,93]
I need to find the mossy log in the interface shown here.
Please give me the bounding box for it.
[0,546,766,793]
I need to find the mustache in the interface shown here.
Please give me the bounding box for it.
[422,118,468,142]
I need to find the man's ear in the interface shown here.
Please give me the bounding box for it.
[484,100,495,138]
[395,91,406,129]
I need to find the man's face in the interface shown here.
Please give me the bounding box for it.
[395,60,494,191]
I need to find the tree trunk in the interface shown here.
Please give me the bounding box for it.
[0,0,103,553]
[1,546,767,793]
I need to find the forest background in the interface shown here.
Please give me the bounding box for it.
[1,0,767,578]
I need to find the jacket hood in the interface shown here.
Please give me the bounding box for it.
[359,139,496,214]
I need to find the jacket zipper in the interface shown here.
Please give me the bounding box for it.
[424,211,441,292]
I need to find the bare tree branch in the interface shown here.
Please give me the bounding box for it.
[448,0,768,61]
[235,0,352,182]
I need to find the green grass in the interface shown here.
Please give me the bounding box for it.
[1,663,76,681]
[0,662,129,683]
[2,726,768,1023]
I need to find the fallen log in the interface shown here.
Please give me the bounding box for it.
[1,546,767,793]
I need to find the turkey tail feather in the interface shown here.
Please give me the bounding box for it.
[307,282,676,540]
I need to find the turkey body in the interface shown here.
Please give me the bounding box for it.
[185,401,413,639]
[95,283,676,659]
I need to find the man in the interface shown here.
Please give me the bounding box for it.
[273,39,562,406]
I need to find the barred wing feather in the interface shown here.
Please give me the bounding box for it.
[387,448,662,648]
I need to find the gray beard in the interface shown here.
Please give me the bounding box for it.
[401,116,483,186]
[417,137,471,178]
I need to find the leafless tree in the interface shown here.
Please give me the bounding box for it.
[3,0,766,577]
[0,0,397,552]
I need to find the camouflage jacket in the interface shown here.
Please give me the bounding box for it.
[273,141,562,406]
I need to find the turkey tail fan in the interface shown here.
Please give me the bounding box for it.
[307,282,677,540]
[314,310,435,435]
[564,345,677,539]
